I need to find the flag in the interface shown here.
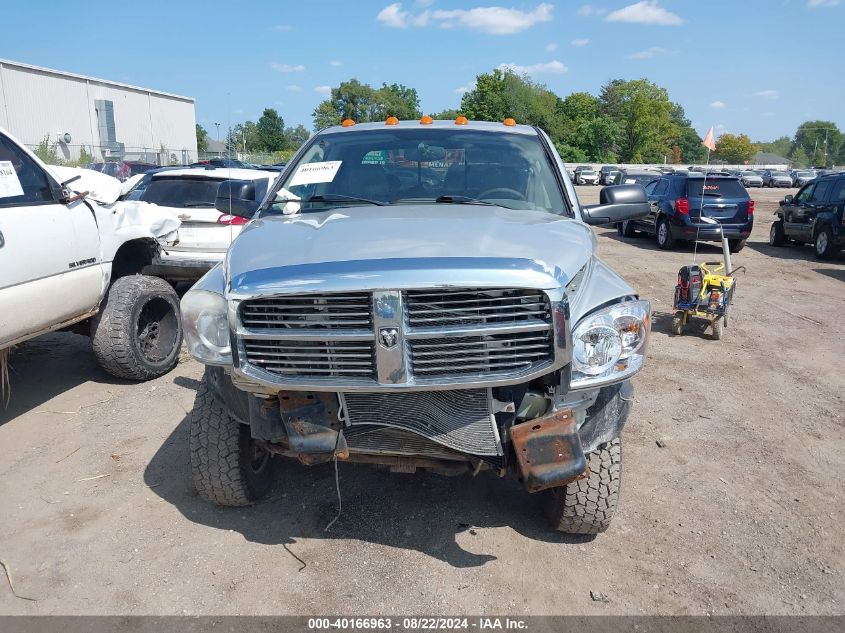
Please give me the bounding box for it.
[701,126,716,152]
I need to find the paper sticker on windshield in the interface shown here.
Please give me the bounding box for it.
[289,161,342,186]
[0,161,24,198]
[625,178,636,185]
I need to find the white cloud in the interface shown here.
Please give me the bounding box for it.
[330,60,343,67]
[545,42,558,52]
[606,1,683,25]
[710,100,726,109]
[498,60,568,75]
[271,63,305,72]
[271,24,292,31]
[454,83,475,94]
[314,86,332,95]
[753,89,779,100]
[808,0,841,7]
[627,46,665,59]
[571,38,590,46]
[577,4,607,16]
[287,85,304,92]
[377,2,553,34]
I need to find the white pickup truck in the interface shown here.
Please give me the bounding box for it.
[0,127,185,382]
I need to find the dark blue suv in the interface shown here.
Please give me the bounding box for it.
[617,174,754,252]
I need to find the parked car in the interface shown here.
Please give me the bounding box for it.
[761,170,792,188]
[598,164,619,185]
[573,165,599,185]
[123,161,158,177]
[180,118,652,535]
[85,161,130,182]
[618,173,753,252]
[121,166,182,201]
[790,169,817,187]
[740,170,764,188]
[769,172,845,259]
[610,168,661,187]
[190,158,250,169]
[0,127,184,381]
[138,167,277,280]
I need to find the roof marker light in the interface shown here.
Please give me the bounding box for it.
[503,117,516,126]
[341,119,355,127]
[386,116,399,125]
[419,115,433,125]
[455,116,469,125]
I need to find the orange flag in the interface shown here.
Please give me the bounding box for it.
[702,126,716,151]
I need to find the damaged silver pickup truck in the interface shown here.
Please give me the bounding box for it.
[181,119,651,534]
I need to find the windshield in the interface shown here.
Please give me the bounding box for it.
[772,171,790,177]
[140,177,225,208]
[620,173,659,186]
[686,178,747,198]
[269,128,566,214]
[796,171,814,177]
[741,171,758,176]
[580,168,595,174]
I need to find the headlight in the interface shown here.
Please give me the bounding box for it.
[181,289,232,365]
[570,299,650,389]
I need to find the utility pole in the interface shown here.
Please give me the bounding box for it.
[214,122,220,143]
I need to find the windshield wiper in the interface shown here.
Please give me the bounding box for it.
[303,194,386,206]
[434,195,497,206]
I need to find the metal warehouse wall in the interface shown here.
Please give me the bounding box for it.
[0,60,197,163]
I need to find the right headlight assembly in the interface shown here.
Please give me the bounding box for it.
[570,299,651,390]
[181,289,232,365]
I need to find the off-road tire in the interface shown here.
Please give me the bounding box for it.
[671,311,685,335]
[728,239,746,253]
[620,220,637,238]
[656,218,675,250]
[189,375,277,506]
[769,221,785,246]
[91,275,182,380]
[712,317,723,340]
[545,438,622,535]
[814,226,837,260]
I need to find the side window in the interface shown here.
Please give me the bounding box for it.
[643,180,658,195]
[829,178,845,204]
[810,179,833,204]
[795,182,815,204]
[0,135,53,205]
[652,179,669,197]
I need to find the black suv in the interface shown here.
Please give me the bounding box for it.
[617,173,754,252]
[769,172,845,259]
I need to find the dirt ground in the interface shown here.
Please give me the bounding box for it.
[1,186,843,616]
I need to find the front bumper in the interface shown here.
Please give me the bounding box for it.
[145,250,224,280]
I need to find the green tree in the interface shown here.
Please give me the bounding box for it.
[460,69,510,121]
[256,108,287,152]
[714,133,756,164]
[599,79,679,163]
[284,124,310,149]
[789,146,810,168]
[195,124,209,153]
[558,92,600,148]
[429,108,462,120]
[577,116,619,162]
[226,121,260,154]
[32,135,57,164]
[793,121,841,168]
[554,143,589,163]
[311,79,421,129]
[378,83,421,119]
[313,100,342,130]
[755,136,791,158]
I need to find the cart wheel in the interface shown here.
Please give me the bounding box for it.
[671,311,685,336]
[712,317,723,340]
[723,305,729,328]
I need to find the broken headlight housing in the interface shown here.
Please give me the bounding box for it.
[570,299,650,390]
[181,289,232,365]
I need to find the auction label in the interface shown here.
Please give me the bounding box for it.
[0,161,24,198]
[289,160,342,186]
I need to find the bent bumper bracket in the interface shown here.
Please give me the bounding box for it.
[511,408,588,493]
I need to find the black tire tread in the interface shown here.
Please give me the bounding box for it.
[545,438,621,534]
[90,275,182,380]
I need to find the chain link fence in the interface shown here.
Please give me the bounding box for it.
[25,141,198,168]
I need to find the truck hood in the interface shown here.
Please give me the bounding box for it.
[225,205,596,297]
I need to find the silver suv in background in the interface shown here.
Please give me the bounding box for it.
[180,118,652,535]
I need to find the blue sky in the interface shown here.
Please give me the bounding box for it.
[2,0,843,142]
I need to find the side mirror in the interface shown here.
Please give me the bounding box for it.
[214,179,259,219]
[581,184,650,226]
[782,194,793,205]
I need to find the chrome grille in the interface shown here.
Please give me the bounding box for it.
[341,389,501,455]
[409,330,553,376]
[405,288,551,327]
[240,293,372,329]
[243,340,376,378]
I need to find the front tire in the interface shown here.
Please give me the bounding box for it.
[189,373,277,506]
[814,226,837,260]
[671,311,685,335]
[712,317,723,340]
[769,221,785,246]
[545,438,621,535]
[728,239,746,253]
[91,275,182,380]
[656,218,675,250]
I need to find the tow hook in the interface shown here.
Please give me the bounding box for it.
[511,408,588,493]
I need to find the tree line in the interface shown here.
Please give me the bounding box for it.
[197,69,844,167]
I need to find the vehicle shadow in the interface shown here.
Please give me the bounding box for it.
[814,268,845,282]
[651,310,712,340]
[0,332,131,426]
[143,411,594,568]
[747,240,843,263]
[596,228,726,255]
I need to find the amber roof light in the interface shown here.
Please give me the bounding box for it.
[419,115,433,125]
[503,117,516,126]
[341,119,355,127]
[386,116,399,125]
[455,116,469,125]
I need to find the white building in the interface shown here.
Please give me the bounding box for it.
[0,58,197,165]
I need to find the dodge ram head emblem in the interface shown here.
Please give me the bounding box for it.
[379,327,399,349]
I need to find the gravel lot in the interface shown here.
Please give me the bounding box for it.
[1,186,843,616]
